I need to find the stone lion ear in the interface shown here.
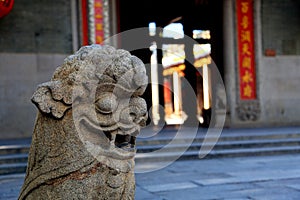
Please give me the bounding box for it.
[31,81,71,119]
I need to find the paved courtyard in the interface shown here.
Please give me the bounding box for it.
[1,154,300,199]
[135,154,300,200]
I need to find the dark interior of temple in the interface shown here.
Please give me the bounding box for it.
[117,0,224,126]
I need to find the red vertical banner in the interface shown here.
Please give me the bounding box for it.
[94,0,104,44]
[0,0,14,18]
[237,0,256,100]
[81,0,89,45]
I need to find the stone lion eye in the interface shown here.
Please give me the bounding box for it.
[95,93,118,114]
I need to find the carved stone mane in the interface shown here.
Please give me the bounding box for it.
[18,45,148,200]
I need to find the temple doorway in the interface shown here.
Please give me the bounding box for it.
[117,0,224,127]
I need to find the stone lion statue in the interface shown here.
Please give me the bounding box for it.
[18,45,148,200]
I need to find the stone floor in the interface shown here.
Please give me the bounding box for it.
[1,154,300,199]
[135,154,300,200]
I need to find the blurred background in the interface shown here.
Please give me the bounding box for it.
[0,0,300,138]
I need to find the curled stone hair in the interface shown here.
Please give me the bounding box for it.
[31,44,148,119]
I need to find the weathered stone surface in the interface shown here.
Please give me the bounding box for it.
[18,45,148,200]
[0,0,73,53]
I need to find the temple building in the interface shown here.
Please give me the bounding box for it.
[1,0,300,138]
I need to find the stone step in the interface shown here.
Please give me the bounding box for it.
[0,163,27,175]
[135,145,300,163]
[136,129,300,163]
[0,142,30,175]
[204,145,300,158]
[137,137,300,153]
[1,127,300,175]
[0,173,25,180]
[137,129,300,146]
[0,144,30,155]
[0,153,28,164]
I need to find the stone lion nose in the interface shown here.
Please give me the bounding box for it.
[119,97,147,126]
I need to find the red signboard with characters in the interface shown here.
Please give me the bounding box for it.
[94,0,104,44]
[0,0,14,18]
[237,0,256,100]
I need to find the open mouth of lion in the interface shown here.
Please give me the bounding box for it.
[78,115,141,159]
[104,129,139,153]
